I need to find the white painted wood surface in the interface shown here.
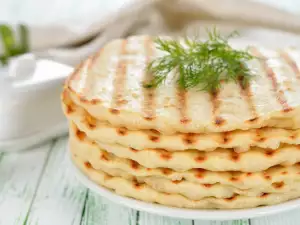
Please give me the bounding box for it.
[1,137,300,225]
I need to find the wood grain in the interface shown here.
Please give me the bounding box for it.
[139,212,192,225]
[0,142,52,225]
[81,192,137,225]
[251,209,300,225]
[194,220,249,225]
[25,137,88,225]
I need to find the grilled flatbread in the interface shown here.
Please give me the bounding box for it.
[71,152,300,200]
[65,35,300,134]
[62,94,300,152]
[70,123,300,172]
[72,154,300,209]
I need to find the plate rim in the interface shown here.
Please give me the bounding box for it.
[68,150,300,221]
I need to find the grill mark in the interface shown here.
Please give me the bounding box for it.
[280,51,300,80]
[211,91,225,126]
[79,58,95,97]
[111,40,129,111]
[143,37,156,121]
[90,49,104,68]
[237,78,258,120]
[177,89,190,124]
[251,47,292,112]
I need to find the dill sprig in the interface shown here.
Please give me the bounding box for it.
[144,28,255,92]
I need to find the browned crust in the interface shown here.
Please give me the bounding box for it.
[251,47,292,113]
[143,37,156,121]
[280,51,300,80]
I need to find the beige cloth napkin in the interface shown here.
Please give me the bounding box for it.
[35,0,300,66]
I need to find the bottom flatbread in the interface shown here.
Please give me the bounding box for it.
[72,154,300,209]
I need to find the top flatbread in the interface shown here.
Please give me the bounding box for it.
[65,35,300,134]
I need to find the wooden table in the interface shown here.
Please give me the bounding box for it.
[1,136,300,225]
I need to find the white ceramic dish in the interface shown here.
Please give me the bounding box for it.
[68,150,300,220]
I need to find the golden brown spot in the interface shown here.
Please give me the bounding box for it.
[195,155,207,163]
[180,118,191,124]
[144,116,155,121]
[260,193,269,198]
[272,181,284,189]
[230,177,239,182]
[215,117,225,126]
[86,114,97,129]
[202,184,212,188]
[160,151,173,161]
[290,135,296,139]
[222,132,231,144]
[149,135,160,142]
[195,169,205,179]
[130,147,138,153]
[231,152,240,162]
[225,195,237,201]
[162,168,173,175]
[76,129,86,141]
[146,168,152,171]
[133,182,143,189]
[150,129,160,135]
[258,137,266,142]
[265,150,276,157]
[101,153,109,161]
[183,133,197,145]
[264,175,271,180]
[281,171,288,175]
[248,117,259,123]
[117,127,128,136]
[80,96,89,103]
[130,160,139,170]
[255,129,266,142]
[105,174,113,180]
[172,180,182,184]
[90,99,101,105]
[66,105,75,114]
[109,108,120,114]
[84,162,92,169]
[246,172,253,177]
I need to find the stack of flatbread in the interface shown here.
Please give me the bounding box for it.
[62,35,300,209]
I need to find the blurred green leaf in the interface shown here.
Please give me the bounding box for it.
[0,24,30,66]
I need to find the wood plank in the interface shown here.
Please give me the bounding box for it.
[25,137,88,225]
[194,219,249,225]
[81,192,137,225]
[139,212,192,225]
[0,142,52,225]
[251,209,300,225]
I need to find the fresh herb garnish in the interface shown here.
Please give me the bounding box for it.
[0,24,29,66]
[144,28,254,92]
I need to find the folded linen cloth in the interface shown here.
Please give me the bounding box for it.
[1,0,300,151]
[22,0,300,65]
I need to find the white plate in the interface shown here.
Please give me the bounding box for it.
[68,150,300,220]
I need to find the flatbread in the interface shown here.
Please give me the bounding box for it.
[71,152,300,200]
[72,154,300,209]
[65,35,300,134]
[62,93,300,152]
[70,123,300,172]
